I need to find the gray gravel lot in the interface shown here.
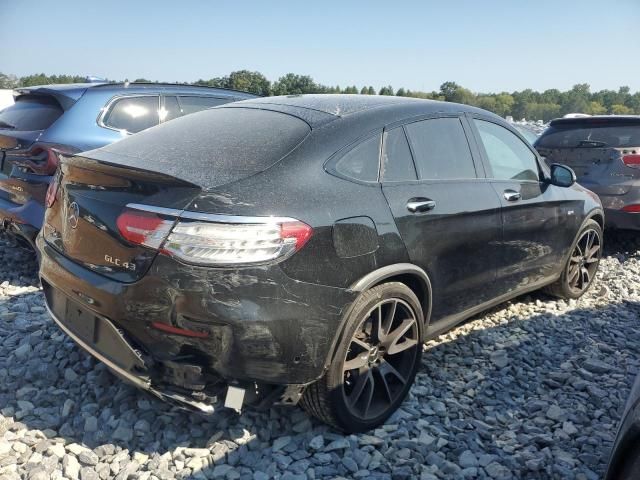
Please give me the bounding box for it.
[0,232,639,480]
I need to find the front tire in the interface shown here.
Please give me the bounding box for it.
[301,282,423,433]
[545,219,602,299]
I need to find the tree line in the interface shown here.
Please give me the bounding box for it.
[1,71,639,122]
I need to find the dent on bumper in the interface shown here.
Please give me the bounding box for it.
[38,237,357,388]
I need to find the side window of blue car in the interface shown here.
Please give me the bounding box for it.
[102,96,160,134]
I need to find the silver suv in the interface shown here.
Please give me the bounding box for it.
[535,116,640,230]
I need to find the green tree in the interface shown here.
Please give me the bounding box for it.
[526,102,561,122]
[493,94,515,117]
[611,104,633,115]
[379,85,394,96]
[224,70,271,96]
[561,83,591,115]
[439,81,461,102]
[585,101,606,115]
[0,73,18,88]
[396,88,406,97]
[476,96,497,112]
[367,86,376,95]
[271,73,319,95]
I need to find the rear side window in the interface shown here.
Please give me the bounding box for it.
[90,107,311,189]
[102,96,160,133]
[178,96,229,115]
[0,96,62,131]
[334,134,381,182]
[404,118,476,180]
[474,119,539,182]
[382,127,417,181]
[536,123,640,148]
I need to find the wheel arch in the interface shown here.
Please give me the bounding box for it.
[587,208,605,231]
[322,263,432,371]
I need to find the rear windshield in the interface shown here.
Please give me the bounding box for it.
[0,95,63,131]
[85,107,311,189]
[536,123,640,149]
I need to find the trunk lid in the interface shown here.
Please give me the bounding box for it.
[42,155,201,282]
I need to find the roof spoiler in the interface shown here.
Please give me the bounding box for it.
[13,87,87,111]
[549,116,640,127]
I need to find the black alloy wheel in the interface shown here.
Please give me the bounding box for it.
[301,282,423,433]
[342,298,419,421]
[567,227,601,294]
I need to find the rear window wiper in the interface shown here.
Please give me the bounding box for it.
[0,120,16,130]
[577,140,607,147]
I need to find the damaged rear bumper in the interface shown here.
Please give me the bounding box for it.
[45,299,217,413]
[37,234,356,412]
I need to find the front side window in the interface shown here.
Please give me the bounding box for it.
[102,96,160,133]
[382,127,417,182]
[404,118,477,180]
[474,119,539,181]
[334,134,381,182]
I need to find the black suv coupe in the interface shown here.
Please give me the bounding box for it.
[38,95,604,432]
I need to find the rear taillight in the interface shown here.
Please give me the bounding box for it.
[116,205,313,266]
[16,146,75,175]
[622,205,640,213]
[116,208,175,249]
[162,219,313,266]
[622,154,640,169]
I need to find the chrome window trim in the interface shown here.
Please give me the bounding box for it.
[126,203,299,224]
[97,94,161,134]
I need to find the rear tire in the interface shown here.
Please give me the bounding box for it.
[301,282,423,433]
[545,219,602,299]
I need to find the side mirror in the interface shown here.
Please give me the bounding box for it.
[549,164,576,187]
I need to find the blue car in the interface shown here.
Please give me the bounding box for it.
[0,82,256,249]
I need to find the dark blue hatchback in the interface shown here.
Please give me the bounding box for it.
[0,82,256,248]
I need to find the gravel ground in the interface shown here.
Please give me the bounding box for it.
[0,231,639,480]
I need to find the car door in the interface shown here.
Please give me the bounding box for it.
[468,116,575,292]
[380,115,503,326]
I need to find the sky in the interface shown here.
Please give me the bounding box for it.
[2,0,639,93]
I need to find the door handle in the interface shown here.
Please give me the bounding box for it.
[406,199,436,213]
[503,190,521,202]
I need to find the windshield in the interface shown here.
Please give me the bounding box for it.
[536,123,640,149]
[0,95,63,131]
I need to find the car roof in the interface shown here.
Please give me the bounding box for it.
[549,115,640,127]
[240,94,426,116]
[229,94,499,128]
[14,82,257,102]
[13,82,258,111]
